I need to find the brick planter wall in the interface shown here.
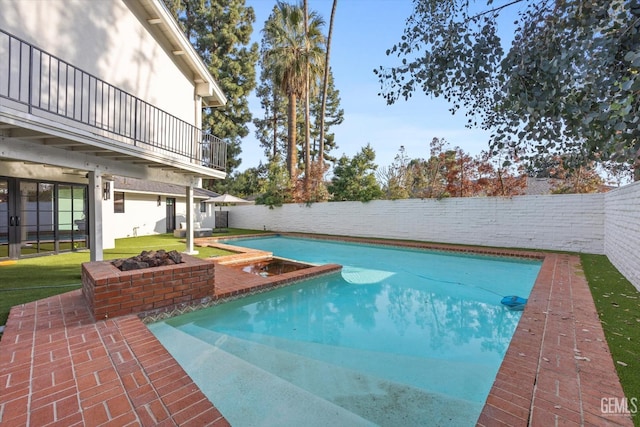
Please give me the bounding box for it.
[82,254,215,320]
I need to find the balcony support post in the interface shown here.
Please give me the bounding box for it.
[88,170,104,261]
[184,185,198,255]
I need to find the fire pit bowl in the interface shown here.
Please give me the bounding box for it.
[112,249,184,271]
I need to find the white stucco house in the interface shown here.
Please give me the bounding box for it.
[109,176,219,239]
[0,0,227,260]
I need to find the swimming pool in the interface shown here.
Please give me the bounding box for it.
[149,236,542,426]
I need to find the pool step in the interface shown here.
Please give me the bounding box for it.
[149,322,375,427]
[176,323,481,426]
[209,326,492,403]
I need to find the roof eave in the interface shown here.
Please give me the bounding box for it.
[144,0,227,107]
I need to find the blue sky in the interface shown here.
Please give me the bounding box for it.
[240,0,514,172]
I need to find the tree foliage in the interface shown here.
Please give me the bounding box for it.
[377,146,412,200]
[253,62,288,160]
[255,155,293,208]
[256,3,342,203]
[253,63,343,167]
[376,0,640,179]
[308,72,344,164]
[549,160,604,194]
[225,164,267,198]
[378,138,526,198]
[164,0,259,187]
[261,2,326,179]
[523,153,605,193]
[328,144,383,202]
[319,0,339,165]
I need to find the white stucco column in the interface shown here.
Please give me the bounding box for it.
[88,171,104,261]
[184,184,198,255]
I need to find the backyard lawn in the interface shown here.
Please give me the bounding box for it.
[582,254,640,426]
[0,229,264,326]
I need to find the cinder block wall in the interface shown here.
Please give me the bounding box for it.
[605,181,640,290]
[229,194,605,253]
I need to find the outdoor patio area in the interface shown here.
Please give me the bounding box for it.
[0,239,635,426]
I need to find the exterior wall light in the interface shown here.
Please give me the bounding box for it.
[103,182,110,200]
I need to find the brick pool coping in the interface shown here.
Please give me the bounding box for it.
[0,237,635,426]
[479,253,633,426]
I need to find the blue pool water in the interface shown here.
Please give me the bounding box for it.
[149,237,541,426]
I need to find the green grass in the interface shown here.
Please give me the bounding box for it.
[0,229,267,326]
[581,254,640,425]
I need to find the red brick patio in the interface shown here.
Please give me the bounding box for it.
[0,238,635,426]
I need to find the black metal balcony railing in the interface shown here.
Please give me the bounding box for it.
[0,28,226,171]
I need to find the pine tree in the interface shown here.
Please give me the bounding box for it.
[253,64,288,160]
[309,71,343,164]
[163,0,259,189]
[328,144,382,202]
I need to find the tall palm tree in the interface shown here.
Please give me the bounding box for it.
[319,0,337,167]
[303,0,311,194]
[263,2,325,179]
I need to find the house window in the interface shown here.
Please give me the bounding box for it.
[114,192,125,213]
[200,201,206,213]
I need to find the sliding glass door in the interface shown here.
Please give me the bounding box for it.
[58,184,88,251]
[0,177,87,259]
[20,182,55,256]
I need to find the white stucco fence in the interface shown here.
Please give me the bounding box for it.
[605,181,640,290]
[228,194,605,253]
[227,184,640,290]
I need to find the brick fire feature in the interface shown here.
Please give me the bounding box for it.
[82,254,215,320]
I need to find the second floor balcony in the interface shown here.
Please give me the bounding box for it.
[0,28,227,177]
